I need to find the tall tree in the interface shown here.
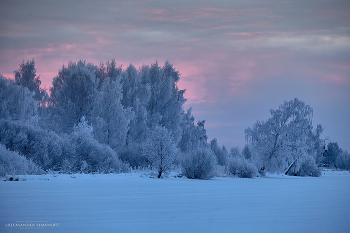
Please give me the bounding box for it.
[146,61,186,143]
[120,64,150,145]
[92,78,134,151]
[50,60,98,132]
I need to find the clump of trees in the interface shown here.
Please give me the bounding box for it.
[0,59,213,178]
[1,59,348,179]
[322,142,350,170]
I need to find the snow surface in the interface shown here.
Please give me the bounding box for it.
[1,170,350,233]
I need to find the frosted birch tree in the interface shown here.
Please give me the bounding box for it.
[142,126,177,178]
[50,60,98,132]
[92,78,134,151]
[120,64,150,145]
[245,98,322,174]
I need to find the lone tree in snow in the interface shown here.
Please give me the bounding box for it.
[142,126,177,178]
[245,98,323,175]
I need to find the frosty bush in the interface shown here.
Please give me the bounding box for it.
[0,118,129,174]
[181,148,217,180]
[0,119,70,170]
[286,156,321,177]
[71,117,129,173]
[228,157,258,178]
[335,150,350,170]
[0,143,43,177]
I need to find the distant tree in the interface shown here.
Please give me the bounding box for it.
[323,142,342,167]
[242,145,252,160]
[178,108,208,153]
[50,60,98,132]
[335,150,350,170]
[245,98,323,175]
[95,59,122,88]
[142,126,177,178]
[210,138,228,166]
[14,59,47,107]
[230,146,242,158]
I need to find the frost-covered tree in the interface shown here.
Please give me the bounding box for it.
[142,126,177,178]
[245,98,322,174]
[0,75,38,124]
[92,78,134,151]
[146,61,186,144]
[120,64,150,145]
[14,59,47,106]
[50,60,98,132]
[159,61,186,144]
[95,59,122,88]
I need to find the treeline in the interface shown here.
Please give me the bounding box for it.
[1,59,349,179]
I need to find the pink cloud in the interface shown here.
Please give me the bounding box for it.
[320,72,349,84]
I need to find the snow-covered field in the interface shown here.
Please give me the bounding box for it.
[1,170,349,233]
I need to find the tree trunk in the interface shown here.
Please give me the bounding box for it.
[158,167,163,178]
[284,160,296,175]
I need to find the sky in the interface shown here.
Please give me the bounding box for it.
[0,0,349,151]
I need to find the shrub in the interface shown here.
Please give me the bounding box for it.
[0,118,129,174]
[119,144,148,169]
[0,119,70,171]
[181,148,217,180]
[71,118,130,173]
[228,157,258,178]
[0,143,43,177]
